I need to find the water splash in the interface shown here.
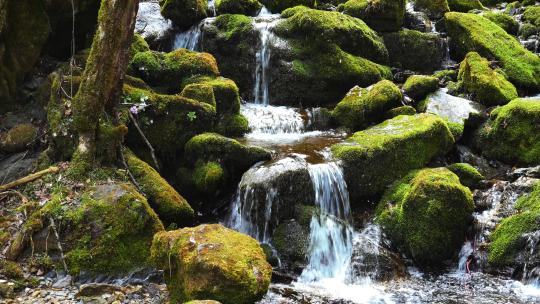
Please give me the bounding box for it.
[252,14,281,105]
[299,162,354,282]
[424,89,484,124]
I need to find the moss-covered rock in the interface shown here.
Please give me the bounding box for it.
[215,113,250,137]
[277,6,388,64]
[151,224,272,304]
[130,33,151,59]
[447,0,483,12]
[383,30,444,73]
[376,168,474,268]
[475,98,540,165]
[403,75,439,101]
[159,0,208,29]
[124,151,194,224]
[518,23,538,40]
[260,0,315,12]
[0,123,37,153]
[411,0,450,18]
[193,160,227,195]
[183,76,240,117]
[489,182,540,266]
[332,80,402,131]
[458,52,518,106]
[482,11,519,36]
[338,0,406,32]
[272,220,310,268]
[216,0,262,15]
[331,114,455,199]
[523,5,540,27]
[386,105,416,118]
[446,162,484,189]
[445,12,540,91]
[184,133,271,177]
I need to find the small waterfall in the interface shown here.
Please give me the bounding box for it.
[299,162,354,282]
[252,14,280,105]
[207,0,217,17]
[347,224,384,283]
[241,103,306,135]
[173,18,214,51]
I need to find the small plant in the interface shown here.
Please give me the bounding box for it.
[187,111,197,122]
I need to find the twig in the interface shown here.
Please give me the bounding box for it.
[0,190,29,204]
[49,217,68,273]
[128,111,160,171]
[0,166,59,192]
[120,147,141,192]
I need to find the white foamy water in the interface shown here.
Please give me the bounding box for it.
[425,88,484,123]
[173,18,215,51]
[252,14,281,105]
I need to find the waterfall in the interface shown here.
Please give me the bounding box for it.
[241,103,306,135]
[299,162,354,282]
[173,18,214,51]
[252,14,280,105]
[207,0,217,17]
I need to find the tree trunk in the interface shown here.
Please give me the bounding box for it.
[71,0,138,174]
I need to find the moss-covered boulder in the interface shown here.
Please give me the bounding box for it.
[457,52,518,106]
[447,0,483,12]
[272,219,310,269]
[475,98,540,165]
[124,151,194,224]
[182,76,240,117]
[0,123,37,153]
[376,168,474,268]
[482,12,519,36]
[159,0,208,29]
[0,0,50,112]
[386,105,416,118]
[216,0,263,15]
[523,5,540,27]
[338,0,406,32]
[260,0,315,12]
[331,114,455,199]
[489,182,540,267]
[383,30,444,73]
[445,12,540,91]
[447,162,484,189]
[411,0,450,18]
[403,75,439,101]
[192,160,227,195]
[332,80,402,131]
[151,224,272,304]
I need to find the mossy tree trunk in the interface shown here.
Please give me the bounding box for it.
[71,0,138,174]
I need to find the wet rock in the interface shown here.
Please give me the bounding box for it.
[447,162,485,189]
[332,114,455,200]
[215,0,263,16]
[151,224,272,304]
[159,0,208,29]
[376,168,474,268]
[76,283,124,297]
[0,152,37,184]
[411,0,449,19]
[338,0,406,32]
[135,1,174,49]
[457,145,509,180]
[420,88,485,124]
[272,219,310,270]
[402,75,439,101]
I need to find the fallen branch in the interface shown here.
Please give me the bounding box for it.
[120,146,141,192]
[49,217,68,273]
[0,166,59,192]
[128,111,160,171]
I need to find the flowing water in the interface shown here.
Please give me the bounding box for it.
[173,18,214,51]
[252,13,281,105]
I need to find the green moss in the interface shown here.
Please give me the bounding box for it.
[64,183,164,275]
[445,120,464,141]
[272,220,309,266]
[130,51,164,85]
[482,12,519,36]
[0,123,37,153]
[213,14,254,39]
[447,0,483,12]
[447,163,484,188]
[125,151,194,224]
[130,33,150,59]
[386,106,417,118]
[403,75,439,101]
[489,183,540,266]
[216,0,262,15]
[376,167,474,268]
[445,12,540,91]
[338,0,406,32]
[260,0,315,12]
[277,6,388,63]
[183,76,240,116]
[151,224,272,304]
[181,83,216,107]
[383,30,444,72]
[216,113,250,137]
[193,160,226,195]
[332,80,402,131]
[433,69,458,81]
[411,0,449,18]
[475,98,540,165]
[458,52,518,106]
[159,0,208,28]
[0,260,23,280]
[519,23,539,40]
[523,6,540,27]
[332,114,455,199]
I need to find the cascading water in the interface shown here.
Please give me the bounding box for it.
[252,14,280,105]
[299,162,354,282]
[173,18,214,51]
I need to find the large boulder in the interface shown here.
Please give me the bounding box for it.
[332,80,402,131]
[402,75,439,101]
[376,168,474,268]
[475,98,540,165]
[215,0,263,16]
[458,52,518,106]
[159,0,208,29]
[338,0,406,32]
[445,12,540,91]
[523,6,540,27]
[447,0,483,12]
[331,114,455,199]
[260,0,315,13]
[383,30,445,73]
[151,224,272,304]
[411,0,449,19]
[482,11,519,36]
[0,123,38,153]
